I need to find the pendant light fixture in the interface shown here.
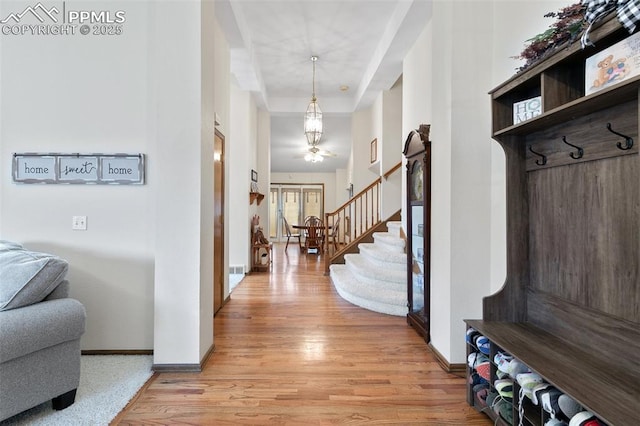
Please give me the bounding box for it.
[304,56,323,146]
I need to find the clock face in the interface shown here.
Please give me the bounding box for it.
[412,161,423,201]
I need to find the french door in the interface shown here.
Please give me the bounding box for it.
[269,184,324,241]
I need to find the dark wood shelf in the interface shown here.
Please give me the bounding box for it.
[492,74,640,138]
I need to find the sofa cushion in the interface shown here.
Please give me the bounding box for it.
[0,241,68,311]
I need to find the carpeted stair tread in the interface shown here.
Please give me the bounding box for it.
[358,243,405,270]
[330,264,407,316]
[372,232,405,252]
[386,221,402,236]
[344,253,405,286]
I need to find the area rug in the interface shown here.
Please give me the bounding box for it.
[0,355,153,426]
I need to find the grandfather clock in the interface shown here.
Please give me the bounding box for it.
[403,124,431,342]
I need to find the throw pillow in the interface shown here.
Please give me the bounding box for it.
[0,241,69,311]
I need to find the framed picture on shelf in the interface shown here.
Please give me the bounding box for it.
[370,138,377,163]
[251,169,258,182]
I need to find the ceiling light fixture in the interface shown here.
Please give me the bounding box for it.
[304,146,324,163]
[304,56,323,146]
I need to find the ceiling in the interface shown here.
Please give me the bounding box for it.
[215,0,431,173]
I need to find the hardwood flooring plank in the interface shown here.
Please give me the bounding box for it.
[113,244,490,425]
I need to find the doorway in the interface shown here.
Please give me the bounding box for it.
[213,129,225,315]
[269,184,324,241]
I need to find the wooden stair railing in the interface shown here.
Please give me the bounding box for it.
[324,162,402,274]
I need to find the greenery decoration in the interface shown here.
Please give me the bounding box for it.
[514,2,588,71]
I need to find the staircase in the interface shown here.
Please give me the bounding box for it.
[329,221,407,316]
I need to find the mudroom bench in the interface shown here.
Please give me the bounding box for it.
[465,313,640,425]
[466,12,640,426]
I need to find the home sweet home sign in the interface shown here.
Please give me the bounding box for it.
[12,153,145,184]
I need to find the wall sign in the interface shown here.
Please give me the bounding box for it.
[13,153,145,184]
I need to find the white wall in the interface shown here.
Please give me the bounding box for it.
[229,81,257,274]
[401,0,571,364]
[0,0,154,350]
[351,82,404,221]
[381,78,403,219]
[0,1,231,365]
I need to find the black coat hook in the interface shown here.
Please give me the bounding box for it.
[606,122,634,150]
[562,136,584,159]
[529,145,547,166]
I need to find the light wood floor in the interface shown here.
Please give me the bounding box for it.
[114,243,491,425]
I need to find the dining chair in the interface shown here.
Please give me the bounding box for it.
[282,217,301,252]
[303,216,324,253]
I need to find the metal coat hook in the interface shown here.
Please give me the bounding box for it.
[529,145,547,166]
[562,136,584,159]
[606,122,634,150]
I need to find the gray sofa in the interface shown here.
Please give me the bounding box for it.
[0,241,86,422]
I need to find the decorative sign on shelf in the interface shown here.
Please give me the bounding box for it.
[513,96,542,124]
[12,153,145,184]
[585,30,640,96]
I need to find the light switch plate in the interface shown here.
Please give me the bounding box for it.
[72,216,87,230]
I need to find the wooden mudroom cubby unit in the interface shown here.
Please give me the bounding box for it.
[466,13,640,426]
[492,14,640,137]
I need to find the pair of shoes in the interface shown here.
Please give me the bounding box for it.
[492,398,514,425]
[495,379,514,402]
[516,372,544,400]
[493,352,529,378]
[494,352,514,373]
[531,383,551,405]
[568,411,605,426]
[475,360,490,381]
[467,351,488,369]
[473,383,490,407]
[538,386,583,422]
[468,371,488,386]
[466,327,480,344]
[475,335,490,355]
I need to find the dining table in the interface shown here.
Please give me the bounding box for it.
[292,224,331,254]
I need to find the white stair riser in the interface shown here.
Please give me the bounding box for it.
[344,254,405,285]
[358,244,405,270]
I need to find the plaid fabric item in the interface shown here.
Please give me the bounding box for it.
[618,0,640,31]
[581,0,640,47]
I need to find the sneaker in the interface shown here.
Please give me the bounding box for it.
[466,328,480,344]
[531,382,552,405]
[507,359,530,377]
[545,419,567,426]
[467,352,489,369]
[494,352,514,373]
[540,387,564,419]
[496,369,510,380]
[515,372,544,399]
[474,383,490,407]
[497,399,514,425]
[486,389,499,408]
[475,335,491,354]
[558,394,583,421]
[476,361,490,381]
[494,379,514,402]
[568,411,604,426]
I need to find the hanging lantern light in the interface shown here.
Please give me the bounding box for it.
[304,56,323,146]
